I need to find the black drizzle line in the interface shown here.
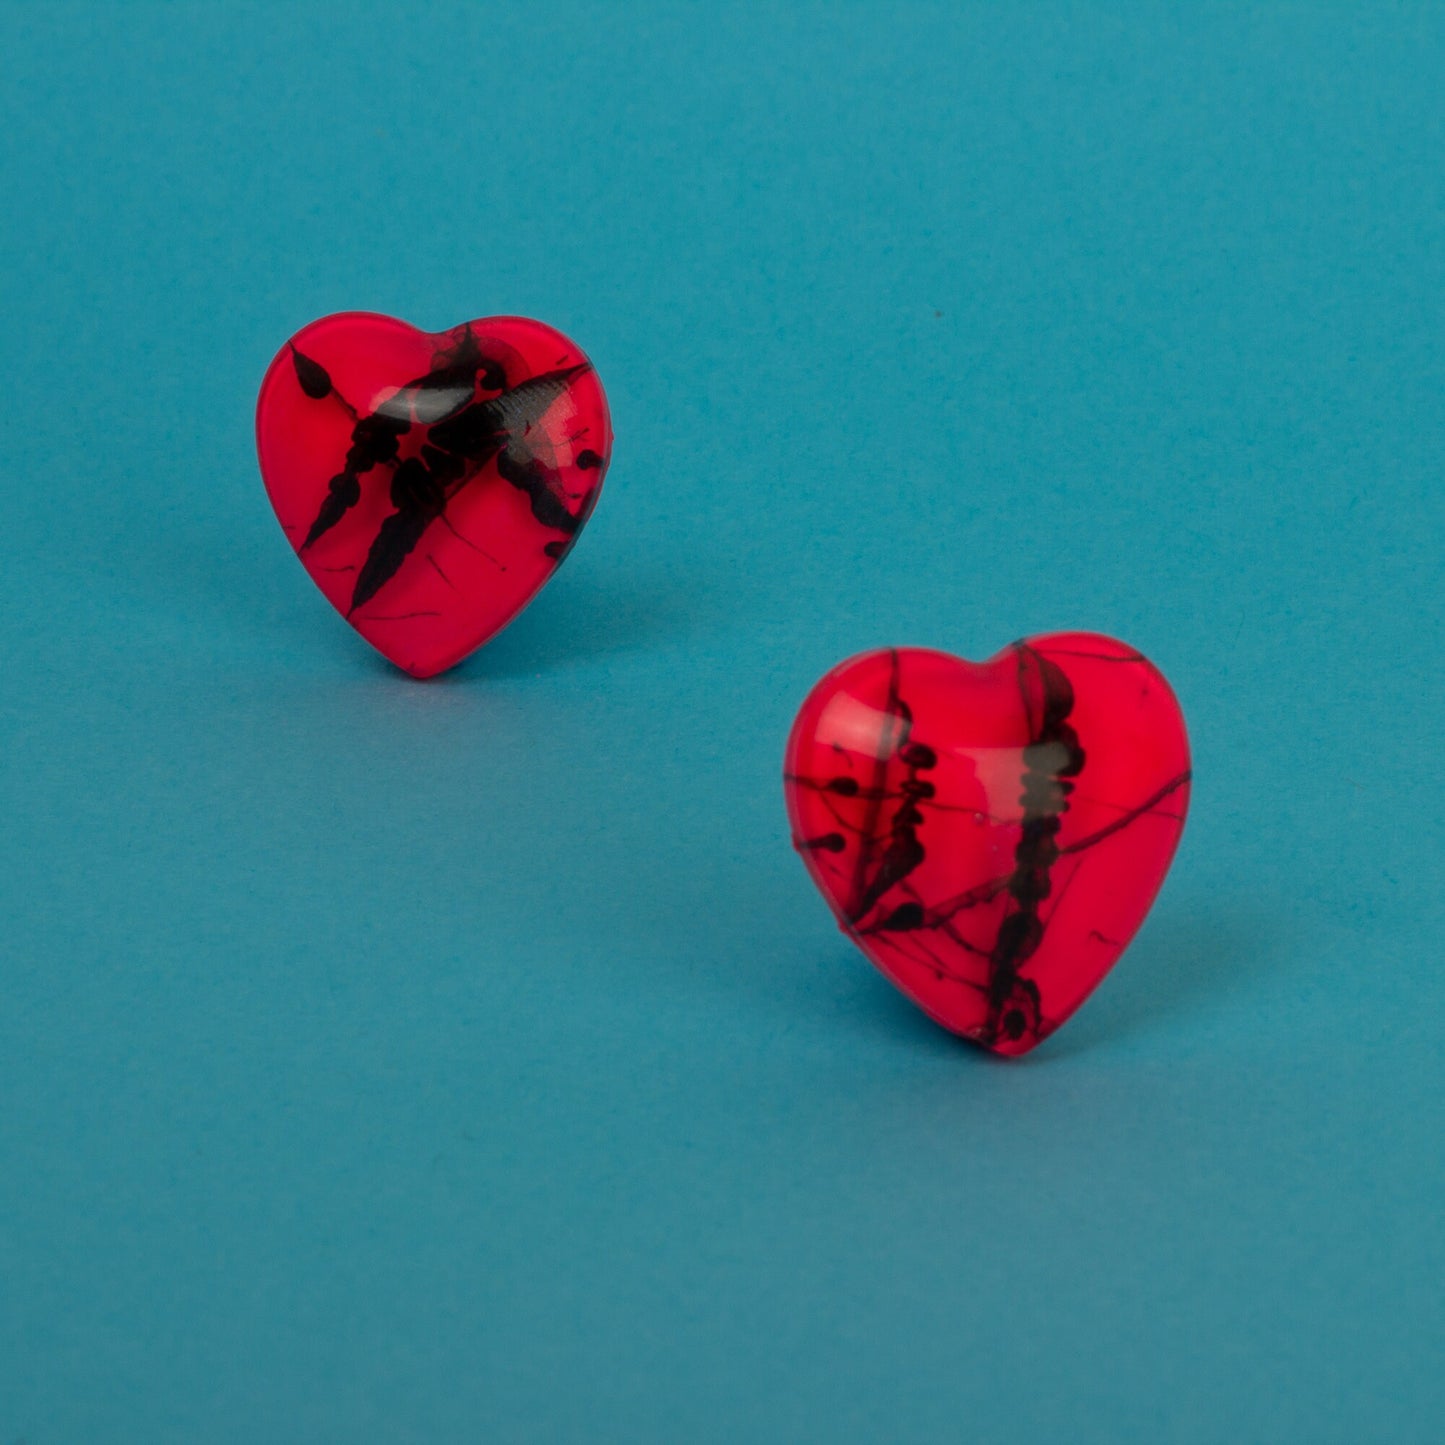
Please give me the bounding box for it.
[288,327,603,614]
[788,652,954,918]
[846,649,924,924]
[788,651,976,985]
[291,343,407,553]
[970,644,1088,1046]
[789,645,1191,1051]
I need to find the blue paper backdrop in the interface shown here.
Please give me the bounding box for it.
[2,4,1442,1441]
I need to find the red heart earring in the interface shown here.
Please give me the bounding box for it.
[256,311,612,678]
[783,633,1191,1056]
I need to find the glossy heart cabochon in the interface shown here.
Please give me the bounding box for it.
[256,312,612,678]
[784,633,1191,1056]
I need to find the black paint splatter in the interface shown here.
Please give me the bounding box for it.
[290,326,604,613]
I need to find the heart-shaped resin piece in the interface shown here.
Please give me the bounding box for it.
[784,634,1191,1055]
[256,312,611,677]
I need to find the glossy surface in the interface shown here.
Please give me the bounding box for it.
[256,312,611,677]
[785,634,1191,1055]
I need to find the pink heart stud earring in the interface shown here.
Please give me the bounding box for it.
[784,633,1191,1055]
[256,311,612,678]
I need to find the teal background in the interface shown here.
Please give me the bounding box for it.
[2,4,1442,1440]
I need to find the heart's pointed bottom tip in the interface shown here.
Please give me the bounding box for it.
[367,644,455,680]
[978,1036,1042,1060]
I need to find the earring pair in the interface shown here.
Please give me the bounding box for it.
[256,310,1191,1057]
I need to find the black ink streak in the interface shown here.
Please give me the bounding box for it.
[427,553,457,590]
[439,514,506,571]
[292,328,603,610]
[290,344,333,400]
